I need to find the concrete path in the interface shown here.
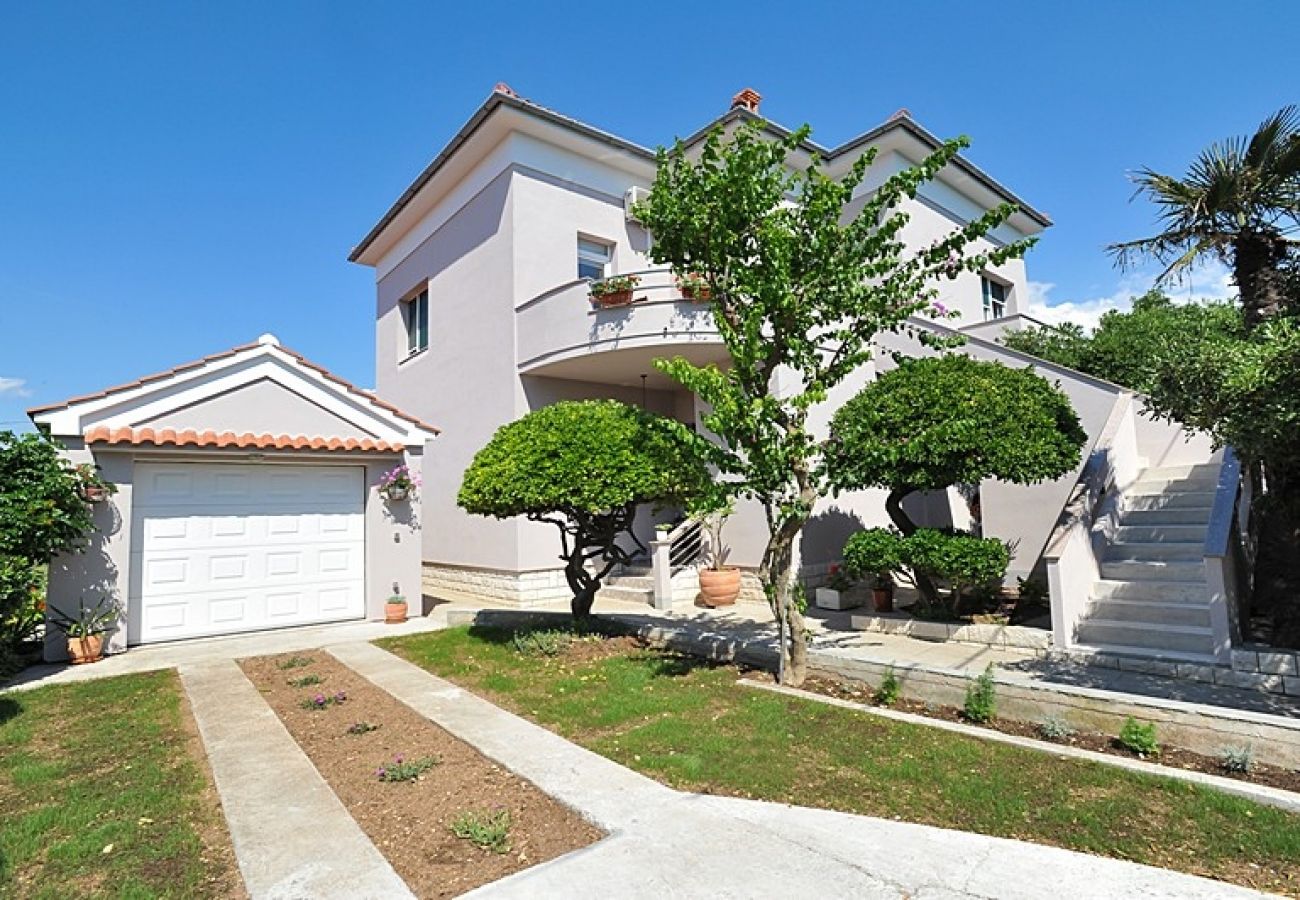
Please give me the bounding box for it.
[181,660,413,900]
[332,640,1263,899]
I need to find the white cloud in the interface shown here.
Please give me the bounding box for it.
[1023,263,1235,332]
[0,377,31,398]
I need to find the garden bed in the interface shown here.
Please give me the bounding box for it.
[794,673,1300,794]
[239,651,601,899]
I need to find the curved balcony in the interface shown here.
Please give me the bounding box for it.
[516,268,729,384]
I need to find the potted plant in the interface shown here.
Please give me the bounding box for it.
[378,464,420,502]
[384,594,408,624]
[49,597,122,664]
[871,574,895,613]
[697,503,741,607]
[676,272,711,302]
[814,565,860,610]
[588,274,641,308]
[75,463,117,504]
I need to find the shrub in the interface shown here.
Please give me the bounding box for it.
[347,722,380,736]
[843,528,904,588]
[874,667,901,706]
[278,655,314,670]
[287,674,323,688]
[1037,714,1076,741]
[300,691,348,711]
[512,628,573,657]
[1220,745,1254,774]
[1116,718,1159,757]
[450,808,512,853]
[963,664,997,723]
[377,755,438,783]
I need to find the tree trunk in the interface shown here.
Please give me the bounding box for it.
[563,555,599,620]
[761,520,809,686]
[1234,232,1291,330]
[885,487,941,608]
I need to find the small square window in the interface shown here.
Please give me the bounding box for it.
[981,277,1007,321]
[577,237,612,281]
[404,289,429,355]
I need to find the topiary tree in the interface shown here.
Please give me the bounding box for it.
[827,355,1085,606]
[458,400,712,619]
[843,526,1009,617]
[0,431,110,658]
[634,120,1031,685]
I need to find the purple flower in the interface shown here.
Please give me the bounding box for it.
[931,301,948,317]
[334,691,347,702]
[395,754,404,764]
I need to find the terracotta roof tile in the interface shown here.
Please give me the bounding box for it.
[83,426,403,453]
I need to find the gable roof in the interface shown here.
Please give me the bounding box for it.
[29,334,439,444]
[349,88,1050,265]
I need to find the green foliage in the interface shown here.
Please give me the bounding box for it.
[633,119,1031,677]
[1117,717,1160,757]
[998,320,1092,371]
[277,655,315,670]
[287,674,322,688]
[846,527,1009,615]
[1220,745,1254,774]
[963,664,997,723]
[827,355,1086,496]
[1037,714,1076,741]
[450,808,512,853]
[1016,576,1049,606]
[47,596,122,638]
[511,628,573,658]
[347,721,381,735]
[842,528,903,587]
[458,400,712,618]
[588,274,641,298]
[376,755,438,783]
[874,667,901,706]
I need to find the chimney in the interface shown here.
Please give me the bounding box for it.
[493,82,518,98]
[730,87,762,114]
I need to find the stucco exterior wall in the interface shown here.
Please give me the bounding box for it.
[135,377,378,438]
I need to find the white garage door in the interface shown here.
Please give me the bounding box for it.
[131,462,366,644]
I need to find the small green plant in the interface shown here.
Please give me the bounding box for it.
[1220,745,1254,774]
[1037,714,1076,741]
[824,565,854,592]
[450,808,512,854]
[1116,717,1159,757]
[300,691,347,711]
[874,667,901,706]
[278,655,314,670]
[512,628,573,657]
[377,754,438,783]
[1016,576,1049,606]
[287,674,323,688]
[963,664,997,723]
[588,273,642,300]
[347,722,380,735]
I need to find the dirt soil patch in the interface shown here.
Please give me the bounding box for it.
[240,651,601,898]
[796,673,1300,794]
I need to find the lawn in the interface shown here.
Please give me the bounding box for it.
[382,626,1300,896]
[0,671,242,899]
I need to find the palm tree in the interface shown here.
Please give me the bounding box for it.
[1109,106,1300,328]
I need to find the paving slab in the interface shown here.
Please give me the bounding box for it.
[181,659,413,900]
[334,640,1264,899]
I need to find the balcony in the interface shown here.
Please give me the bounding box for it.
[516,268,729,385]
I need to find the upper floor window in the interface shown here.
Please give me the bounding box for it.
[577,237,612,281]
[403,288,429,356]
[981,276,1007,321]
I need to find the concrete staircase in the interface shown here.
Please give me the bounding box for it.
[596,565,658,605]
[1075,464,1220,662]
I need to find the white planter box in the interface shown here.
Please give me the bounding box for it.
[815,587,862,611]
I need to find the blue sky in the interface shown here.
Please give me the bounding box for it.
[2,1,1296,430]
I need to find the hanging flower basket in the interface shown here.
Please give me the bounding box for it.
[377,464,420,502]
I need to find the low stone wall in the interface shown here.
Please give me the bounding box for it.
[1042,644,1300,698]
[848,613,1052,652]
[1231,645,1300,695]
[422,563,572,606]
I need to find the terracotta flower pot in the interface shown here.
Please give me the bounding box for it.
[594,289,634,308]
[67,634,104,665]
[384,602,408,624]
[699,567,741,607]
[679,284,711,302]
[872,587,894,613]
[83,485,110,503]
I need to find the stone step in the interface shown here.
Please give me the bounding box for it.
[1113,524,1207,543]
[1123,491,1218,510]
[1075,619,1216,656]
[605,575,655,589]
[1128,476,1220,493]
[1099,559,1206,581]
[1142,464,1221,480]
[1119,506,1214,525]
[596,584,653,605]
[1085,598,1212,628]
[1105,541,1204,562]
[1067,642,1222,666]
[1090,578,1209,603]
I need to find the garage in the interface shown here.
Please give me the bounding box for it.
[132,462,367,643]
[30,334,438,659]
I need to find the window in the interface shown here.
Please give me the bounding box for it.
[981,277,1007,321]
[577,237,612,281]
[403,288,429,355]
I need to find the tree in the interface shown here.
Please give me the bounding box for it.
[843,526,1009,617]
[635,121,1031,684]
[1108,105,1300,328]
[825,355,1085,606]
[0,432,106,655]
[458,400,711,619]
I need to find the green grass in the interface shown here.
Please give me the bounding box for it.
[381,626,1300,895]
[0,671,235,899]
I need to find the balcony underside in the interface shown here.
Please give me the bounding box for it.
[521,341,730,390]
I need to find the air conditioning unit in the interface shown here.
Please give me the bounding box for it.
[624,186,650,222]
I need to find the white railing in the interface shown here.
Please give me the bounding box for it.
[649,517,704,610]
[1204,448,1248,663]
